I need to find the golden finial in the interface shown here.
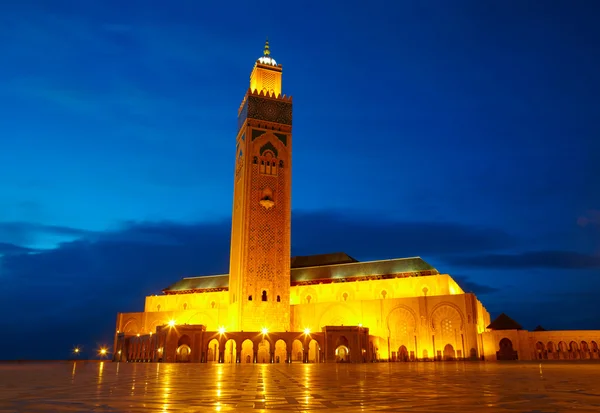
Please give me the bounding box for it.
[264,37,270,56]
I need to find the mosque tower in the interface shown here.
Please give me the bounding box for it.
[228,40,293,332]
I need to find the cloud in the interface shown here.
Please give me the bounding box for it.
[0,221,93,247]
[291,210,517,259]
[445,250,600,269]
[0,242,35,256]
[451,274,501,295]
[578,210,600,227]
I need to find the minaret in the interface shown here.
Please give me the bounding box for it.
[228,40,292,332]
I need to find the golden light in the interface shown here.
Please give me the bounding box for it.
[137,333,140,337]
[73,347,80,353]
[261,327,269,335]
[149,332,153,336]
[358,323,363,327]
[168,319,176,327]
[100,348,107,355]
[218,326,226,335]
[303,327,311,335]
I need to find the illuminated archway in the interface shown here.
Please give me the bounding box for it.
[335,336,350,362]
[308,339,320,363]
[176,345,191,362]
[274,340,287,363]
[241,339,253,363]
[224,339,236,363]
[176,335,192,363]
[443,344,455,361]
[398,345,408,362]
[257,339,270,363]
[207,338,219,362]
[292,339,303,363]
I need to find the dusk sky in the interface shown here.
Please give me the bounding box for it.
[1,1,599,359]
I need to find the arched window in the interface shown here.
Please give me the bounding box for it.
[276,295,280,302]
[381,290,387,299]
[183,303,188,310]
[342,292,348,302]
[262,290,267,301]
[211,301,216,309]
[306,295,312,304]
[248,295,253,301]
[259,150,277,176]
[157,304,161,312]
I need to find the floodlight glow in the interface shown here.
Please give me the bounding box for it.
[218,326,226,335]
[261,327,269,335]
[168,319,176,327]
[303,328,311,335]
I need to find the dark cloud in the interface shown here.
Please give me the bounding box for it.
[451,274,501,295]
[445,250,600,270]
[0,242,35,255]
[290,210,517,259]
[0,221,93,246]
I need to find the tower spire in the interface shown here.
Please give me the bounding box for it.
[264,37,270,56]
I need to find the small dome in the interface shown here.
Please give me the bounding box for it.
[258,55,277,66]
[257,39,277,66]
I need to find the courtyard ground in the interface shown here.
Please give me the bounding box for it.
[0,361,599,412]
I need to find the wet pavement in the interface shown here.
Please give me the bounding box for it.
[0,361,599,412]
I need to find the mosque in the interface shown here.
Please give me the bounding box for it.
[113,42,600,364]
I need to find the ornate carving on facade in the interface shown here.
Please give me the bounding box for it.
[430,302,465,332]
[247,95,292,125]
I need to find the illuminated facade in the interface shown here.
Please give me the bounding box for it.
[113,42,600,363]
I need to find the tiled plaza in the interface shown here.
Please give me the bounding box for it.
[0,361,599,412]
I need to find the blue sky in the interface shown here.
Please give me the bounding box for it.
[0,0,599,359]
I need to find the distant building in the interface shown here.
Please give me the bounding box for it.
[113,42,600,363]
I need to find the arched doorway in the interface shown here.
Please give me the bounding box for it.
[580,341,589,359]
[257,339,270,363]
[535,341,545,360]
[546,341,556,359]
[224,339,236,363]
[558,341,568,360]
[176,335,192,362]
[469,348,477,359]
[591,341,599,359]
[497,338,518,360]
[308,339,320,363]
[292,339,303,363]
[397,345,409,362]
[443,344,455,361]
[274,340,287,363]
[241,339,253,363]
[335,336,350,362]
[569,341,579,359]
[207,338,219,362]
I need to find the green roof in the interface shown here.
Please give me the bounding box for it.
[163,255,438,294]
[291,252,358,268]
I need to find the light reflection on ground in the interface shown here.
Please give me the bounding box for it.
[0,361,599,412]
